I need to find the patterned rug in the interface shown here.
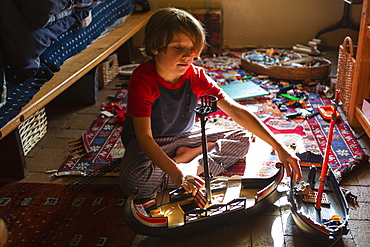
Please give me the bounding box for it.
[55,87,368,181]
[306,93,368,180]
[54,86,285,179]
[55,52,368,181]
[54,89,128,176]
[0,182,135,247]
[198,91,368,181]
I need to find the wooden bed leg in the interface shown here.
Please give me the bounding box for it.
[0,129,27,178]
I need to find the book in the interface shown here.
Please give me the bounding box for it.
[220,80,269,100]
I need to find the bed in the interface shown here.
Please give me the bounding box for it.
[0,0,139,130]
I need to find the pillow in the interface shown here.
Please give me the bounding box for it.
[15,0,70,29]
[15,0,101,29]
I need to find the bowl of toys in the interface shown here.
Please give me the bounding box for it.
[241,49,331,80]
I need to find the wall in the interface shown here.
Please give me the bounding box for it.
[137,0,362,50]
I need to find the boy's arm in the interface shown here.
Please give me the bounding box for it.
[132,117,204,193]
[217,95,302,183]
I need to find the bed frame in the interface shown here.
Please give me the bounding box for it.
[0,10,154,178]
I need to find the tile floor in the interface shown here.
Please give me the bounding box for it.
[2,51,370,247]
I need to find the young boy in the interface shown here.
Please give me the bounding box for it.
[119,7,302,200]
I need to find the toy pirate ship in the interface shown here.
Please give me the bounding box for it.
[288,90,349,246]
[123,95,285,238]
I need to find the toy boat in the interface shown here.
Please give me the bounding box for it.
[124,164,284,238]
[318,105,340,121]
[123,95,285,238]
[288,152,349,246]
[288,90,349,246]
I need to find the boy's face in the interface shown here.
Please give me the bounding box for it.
[153,32,198,84]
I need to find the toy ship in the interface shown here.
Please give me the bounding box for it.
[123,95,285,238]
[124,167,284,238]
[288,90,349,246]
[288,153,349,246]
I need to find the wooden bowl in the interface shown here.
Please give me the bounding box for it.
[241,50,331,80]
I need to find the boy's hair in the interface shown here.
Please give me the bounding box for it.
[141,7,207,59]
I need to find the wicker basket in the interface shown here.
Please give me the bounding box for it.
[241,50,331,80]
[97,53,119,88]
[336,36,356,116]
[18,107,48,156]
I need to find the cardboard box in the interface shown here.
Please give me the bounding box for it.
[190,9,222,55]
[362,99,370,121]
[49,68,98,107]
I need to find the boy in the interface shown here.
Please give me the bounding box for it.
[119,7,302,200]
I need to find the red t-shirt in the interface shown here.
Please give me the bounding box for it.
[122,60,225,143]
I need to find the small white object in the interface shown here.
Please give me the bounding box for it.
[101,110,114,118]
[118,64,140,76]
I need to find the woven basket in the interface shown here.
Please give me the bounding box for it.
[18,107,48,156]
[98,53,119,88]
[241,50,331,80]
[336,36,356,116]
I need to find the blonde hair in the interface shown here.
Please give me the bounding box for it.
[141,7,207,59]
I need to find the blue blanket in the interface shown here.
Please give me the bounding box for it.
[0,0,134,129]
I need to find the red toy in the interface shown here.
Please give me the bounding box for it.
[318,105,340,121]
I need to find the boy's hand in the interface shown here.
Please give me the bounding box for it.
[275,147,302,183]
[181,175,205,196]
